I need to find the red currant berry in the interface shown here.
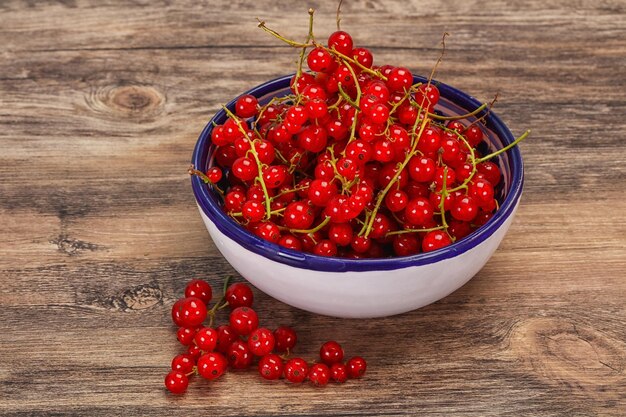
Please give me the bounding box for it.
[174,297,207,328]
[194,327,218,352]
[307,47,336,73]
[328,223,353,246]
[235,94,258,118]
[241,200,266,223]
[278,233,303,251]
[215,325,238,354]
[225,282,254,309]
[386,67,413,92]
[231,156,257,181]
[313,239,338,257]
[477,161,501,185]
[392,233,420,256]
[187,344,202,360]
[284,200,315,230]
[319,341,344,365]
[229,306,259,336]
[197,352,228,380]
[227,340,253,370]
[404,197,434,227]
[352,47,373,69]
[224,189,246,212]
[164,371,188,394]
[248,327,275,357]
[258,354,284,380]
[184,279,212,304]
[171,354,195,374]
[385,189,408,212]
[330,363,348,383]
[451,195,479,222]
[305,98,328,119]
[328,30,354,55]
[308,363,331,386]
[177,327,199,346]
[206,167,223,184]
[422,230,452,252]
[346,356,367,379]
[284,358,309,383]
[274,326,297,353]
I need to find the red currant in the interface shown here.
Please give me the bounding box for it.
[346,356,367,379]
[274,326,297,353]
[319,341,344,365]
[225,282,254,309]
[308,363,331,386]
[258,354,284,380]
[197,352,228,380]
[284,357,308,383]
[164,371,188,394]
[229,307,259,336]
[248,327,275,357]
[184,279,212,304]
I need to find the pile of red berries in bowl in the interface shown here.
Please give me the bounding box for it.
[190,11,528,318]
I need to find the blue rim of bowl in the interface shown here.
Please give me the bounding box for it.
[192,74,524,272]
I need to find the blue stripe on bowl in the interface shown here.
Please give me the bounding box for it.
[192,74,524,272]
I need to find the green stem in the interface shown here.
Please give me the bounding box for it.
[257,19,313,48]
[428,103,488,121]
[289,216,330,234]
[476,130,531,164]
[386,225,445,237]
[222,105,272,219]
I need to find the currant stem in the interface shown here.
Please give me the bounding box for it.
[428,103,488,121]
[188,165,224,196]
[289,215,331,234]
[386,225,445,237]
[257,19,314,48]
[222,105,273,219]
[476,129,531,163]
[336,0,344,31]
[361,96,431,238]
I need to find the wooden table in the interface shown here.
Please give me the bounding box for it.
[1,1,625,415]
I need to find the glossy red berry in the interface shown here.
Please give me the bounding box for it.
[194,327,218,352]
[229,307,259,336]
[307,47,336,73]
[451,195,479,222]
[274,326,297,353]
[227,340,253,370]
[206,167,223,184]
[346,356,367,379]
[215,325,239,354]
[184,279,212,304]
[173,297,207,328]
[422,230,452,252]
[320,341,344,365]
[225,282,254,309]
[164,371,188,394]
[248,327,275,357]
[284,357,309,383]
[330,363,348,383]
[258,354,284,380]
[308,363,331,386]
[328,30,354,55]
[171,354,195,374]
[197,352,228,380]
[235,94,258,118]
[177,327,198,346]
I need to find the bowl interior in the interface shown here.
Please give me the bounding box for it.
[191,74,523,272]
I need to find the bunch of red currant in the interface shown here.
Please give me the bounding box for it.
[190,9,529,259]
[165,278,366,394]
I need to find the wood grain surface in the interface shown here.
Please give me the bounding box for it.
[1,0,625,416]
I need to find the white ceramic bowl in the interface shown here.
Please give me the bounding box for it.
[191,75,524,318]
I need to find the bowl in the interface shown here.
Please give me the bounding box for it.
[191,74,524,318]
